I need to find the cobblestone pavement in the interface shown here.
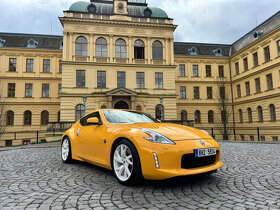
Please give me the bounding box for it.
[0,142,280,210]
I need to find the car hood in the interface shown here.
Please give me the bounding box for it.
[130,123,212,141]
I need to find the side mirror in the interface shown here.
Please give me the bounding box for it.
[87,117,100,125]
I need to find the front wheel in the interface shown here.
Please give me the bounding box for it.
[112,140,142,186]
[61,137,73,163]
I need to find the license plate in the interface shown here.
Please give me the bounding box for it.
[195,148,216,158]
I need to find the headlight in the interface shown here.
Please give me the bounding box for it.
[141,128,175,145]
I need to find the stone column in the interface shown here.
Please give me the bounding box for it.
[170,38,174,65]
[69,33,73,61]
[165,38,169,65]
[62,32,67,60]
[89,34,93,62]
[128,36,132,63]
[109,35,113,62]
[147,37,151,64]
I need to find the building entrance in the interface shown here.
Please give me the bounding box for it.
[114,101,129,109]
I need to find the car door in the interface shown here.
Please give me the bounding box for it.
[77,112,107,164]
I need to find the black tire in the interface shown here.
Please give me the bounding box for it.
[112,140,143,186]
[61,137,73,164]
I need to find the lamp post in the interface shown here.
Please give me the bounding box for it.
[82,94,87,115]
[160,96,163,121]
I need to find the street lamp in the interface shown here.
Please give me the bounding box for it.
[82,94,87,114]
[160,96,163,121]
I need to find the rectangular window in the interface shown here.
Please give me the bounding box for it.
[76,70,85,88]
[250,136,254,141]
[277,40,280,57]
[220,86,225,100]
[255,78,261,93]
[97,71,106,89]
[266,73,273,90]
[243,57,248,71]
[218,65,224,77]
[26,59,34,72]
[59,62,62,73]
[264,46,270,62]
[117,71,126,88]
[245,81,250,96]
[180,86,186,99]
[272,137,278,142]
[9,58,17,72]
[235,62,239,75]
[8,83,15,97]
[237,85,241,98]
[25,83,33,98]
[207,87,213,99]
[179,64,185,77]
[253,52,258,67]
[43,59,50,73]
[206,65,212,77]
[192,65,199,77]
[155,72,163,89]
[136,72,145,89]
[260,136,265,141]
[193,86,200,99]
[241,135,245,141]
[42,84,50,98]
[58,84,62,95]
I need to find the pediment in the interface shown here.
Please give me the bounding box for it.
[106,88,137,96]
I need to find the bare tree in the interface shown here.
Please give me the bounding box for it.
[215,77,232,140]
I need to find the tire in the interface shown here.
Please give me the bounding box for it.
[61,137,73,164]
[112,140,142,186]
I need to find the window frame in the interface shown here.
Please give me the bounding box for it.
[152,41,163,60]
[76,70,86,88]
[43,59,50,73]
[97,71,106,89]
[96,37,108,58]
[75,36,88,57]
[9,58,17,72]
[155,72,163,89]
[115,39,127,59]
[25,83,33,98]
[8,83,15,98]
[180,86,186,99]
[26,59,34,72]
[117,71,126,88]
[192,65,199,77]
[193,86,200,99]
[136,72,145,89]
[264,46,270,62]
[179,64,186,77]
[42,84,50,98]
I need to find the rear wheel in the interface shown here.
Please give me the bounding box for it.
[112,140,142,186]
[61,137,73,163]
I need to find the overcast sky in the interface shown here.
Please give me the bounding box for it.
[1,0,280,44]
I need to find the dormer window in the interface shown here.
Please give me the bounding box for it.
[87,4,96,14]
[213,48,223,56]
[254,31,263,40]
[27,39,38,48]
[188,47,198,56]
[60,40,63,50]
[143,8,152,18]
[0,38,6,47]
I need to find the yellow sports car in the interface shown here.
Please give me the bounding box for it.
[61,109,222,185]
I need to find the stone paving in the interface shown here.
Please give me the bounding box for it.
[0,142,280,210]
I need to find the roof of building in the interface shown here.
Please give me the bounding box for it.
[174,42,231,57]
[68,0,169,19]
[0,33,63,50]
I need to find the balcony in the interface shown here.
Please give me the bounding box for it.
[114,58,129,64]
[72,56,90,62]
[94,57,109,63]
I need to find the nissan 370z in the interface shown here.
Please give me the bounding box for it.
[61,109,222,185]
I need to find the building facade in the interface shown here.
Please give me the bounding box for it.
[0,0,279,143]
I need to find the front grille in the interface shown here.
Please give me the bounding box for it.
[181,151,218,169]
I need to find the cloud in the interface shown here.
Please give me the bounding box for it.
[0,0,279,44]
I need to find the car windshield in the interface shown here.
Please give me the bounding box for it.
[103,110,158,124]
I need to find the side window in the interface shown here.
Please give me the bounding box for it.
[80,112,101,126]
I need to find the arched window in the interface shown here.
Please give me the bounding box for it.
[96,37,108,58]
[134,40,145,59]
[269,104,276,121]
[115,39,127,59]
[76,104,85,121]
[6,110,14,126]
[24,110,32,125]
[41,110,49,125]
[58,111,61,122]
[101,105,107,109]
[208,110,214,123]
[136,105,142,112]
[257,106,263,122]
[247,108,253,123]
[75,36,88,56]
[181,110,187,121]
[194,110,201,123]
[239,109,243,123]
[155,104,164,120]
[152,41,163,60]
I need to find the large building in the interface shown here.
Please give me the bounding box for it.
[0,0,279,144]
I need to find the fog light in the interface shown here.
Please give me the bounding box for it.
[152,152,160,168]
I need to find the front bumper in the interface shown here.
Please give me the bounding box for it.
[137,139,223,180]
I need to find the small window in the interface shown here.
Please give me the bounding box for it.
[136,72,145,89]
[155,104,164,120]
[26,59,34,72]
[206,65,212,77]
[181,110,187,121]
[193,86,200,99]
[193,65,199,77]
[179,64,185,77]
[180,86,186,99]
[24,110,32,125]
[253,52,258,67]
[58,84,62,95]
[76,36,88,57]
[243,57,248,71]
[194,110,201,123]
[9,58,17,72]
[218,66,224,77]
[207,87,213,99]
[76,104,85,121]
[115,39,127,59]
[43,59,50,73]
[213,48,223,56]
[8,83,15,98]
[41,110,49,125]
[277,40,280,57]
[97,71,106,89]
[134,40,145,59]
[255,78,261,93]
[245,81,250,95]
[155,72,163,89]
[241,135,245,141]
[250,136,254,141]
[247,108,253,123]
[152,41,163,60]
[235,62,239,75]
[208,110,214,123]
[264,46,270,62]
[58,111,61,122]
[59,62,62,73]
[237,85,241,98]
[76,70,85,88]
[260,136,265,141]
[42,84,50,98]
[117,71,126,88]
[266,73,273,90]
[96,38,107,58]
[269,104,276,121]
[25,84,33,98]
[188,47,198,56]
[6,110,14,126]
[239,109,243,123]
[272,136,278,142]
[257,106,263,122]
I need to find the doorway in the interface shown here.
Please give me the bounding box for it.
[114,101,129,109]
